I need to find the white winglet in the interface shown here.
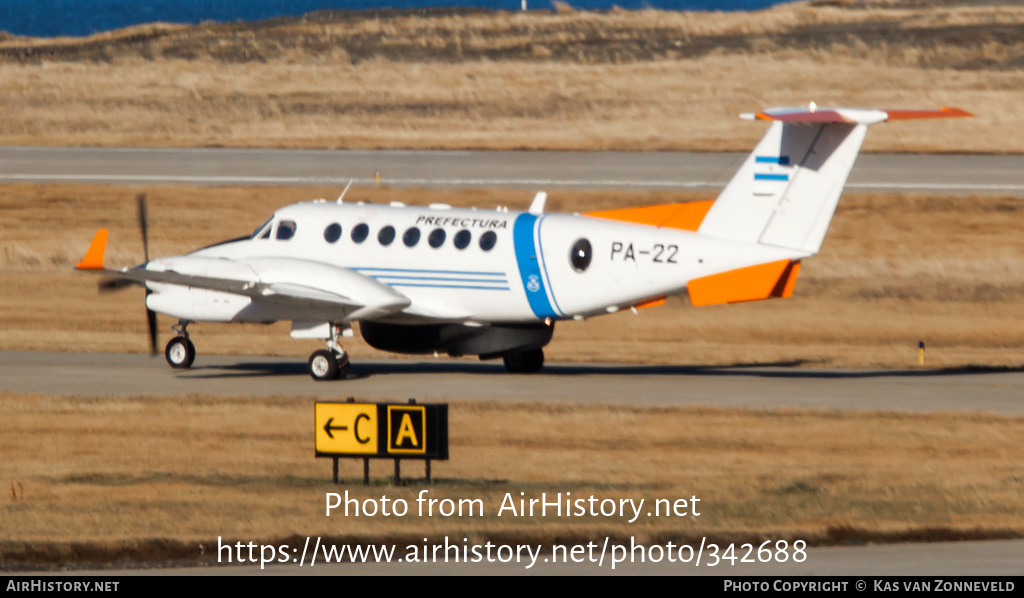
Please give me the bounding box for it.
[529,191,547,215]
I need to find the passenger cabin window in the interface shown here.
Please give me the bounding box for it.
[428,228,446,248]
[276,220,297,241]
[403,227,421,247]
[351,223,369,243]
[479,231,497,252]
[324,223,342,243]
[378,225,396,246]
[453,229,471,250]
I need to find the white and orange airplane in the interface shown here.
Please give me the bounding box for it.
[77,105,969,380]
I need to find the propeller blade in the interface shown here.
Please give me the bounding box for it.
[146,290,158,356]
[136,194,157,355]
[137,193,149,263]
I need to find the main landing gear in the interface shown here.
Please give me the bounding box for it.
[164,320,195,369]
[160,319,351,381]
[308,324,351,381]
[503,348,544,373]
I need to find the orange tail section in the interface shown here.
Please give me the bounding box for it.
[688,260,801,307]
[586,201,714,231]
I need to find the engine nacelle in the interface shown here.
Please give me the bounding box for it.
[141,255,410,323]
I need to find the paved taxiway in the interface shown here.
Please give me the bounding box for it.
[2,147,1024,193]
[2,351,1022,414]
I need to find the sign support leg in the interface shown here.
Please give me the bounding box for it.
[332,457,339,483]
[394,459,401,485]
[426,459,432,483]
[363,458,370,485]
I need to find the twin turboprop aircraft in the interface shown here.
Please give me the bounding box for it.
[77,105,969,380]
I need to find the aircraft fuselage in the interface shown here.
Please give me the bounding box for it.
[144,201,804,327]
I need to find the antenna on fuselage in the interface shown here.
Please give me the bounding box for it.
[528,191,547,215]
[336,179,354,204]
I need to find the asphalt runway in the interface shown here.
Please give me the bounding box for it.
[2,350,1023,414]
[2,146,1024,193]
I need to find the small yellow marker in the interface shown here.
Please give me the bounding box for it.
[918,340,925,366]
[374,171,380,186]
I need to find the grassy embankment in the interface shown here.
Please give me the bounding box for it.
[0,1,1021,152]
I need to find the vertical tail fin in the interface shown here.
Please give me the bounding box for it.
[697,106,971,255]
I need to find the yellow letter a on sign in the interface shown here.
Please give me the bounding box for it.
[396,414,419,447]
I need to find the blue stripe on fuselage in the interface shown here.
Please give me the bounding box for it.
[535,216,564,317]
[513,213,557,319]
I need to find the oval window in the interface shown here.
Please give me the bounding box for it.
[378,225,396,246]
[479,231,497,252]
[323,223,342,243]
[403,227,421,247]
[428,228,446,248]
[351,223,369,244]
[570,238,592,272]
[453,229,471,250]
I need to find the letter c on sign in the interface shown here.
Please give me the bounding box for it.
[355,413,371,444]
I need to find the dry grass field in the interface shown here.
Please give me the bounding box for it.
[3,393,1024,568]
[0,0,1021,152]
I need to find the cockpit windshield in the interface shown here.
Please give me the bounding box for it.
[251,217,273,240]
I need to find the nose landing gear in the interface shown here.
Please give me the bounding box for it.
[165,320,195,369]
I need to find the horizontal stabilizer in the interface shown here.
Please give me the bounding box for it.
[742,105,972,124]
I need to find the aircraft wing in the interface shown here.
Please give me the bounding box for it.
[100,266,258,296]
[78,230,411,320]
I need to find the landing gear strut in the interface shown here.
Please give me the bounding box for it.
[503,348,544,373]
[165,320,195,369]
[308,324,351,381]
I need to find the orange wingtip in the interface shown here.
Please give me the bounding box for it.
[688,260,800,307]
[885,107,973,120]
[586,201,714,232]
[76,229,109,270]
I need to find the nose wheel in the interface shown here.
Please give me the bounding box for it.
[165,336,195,369]
[164,320,195,369]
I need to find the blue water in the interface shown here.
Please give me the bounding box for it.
[0,0,787,38]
